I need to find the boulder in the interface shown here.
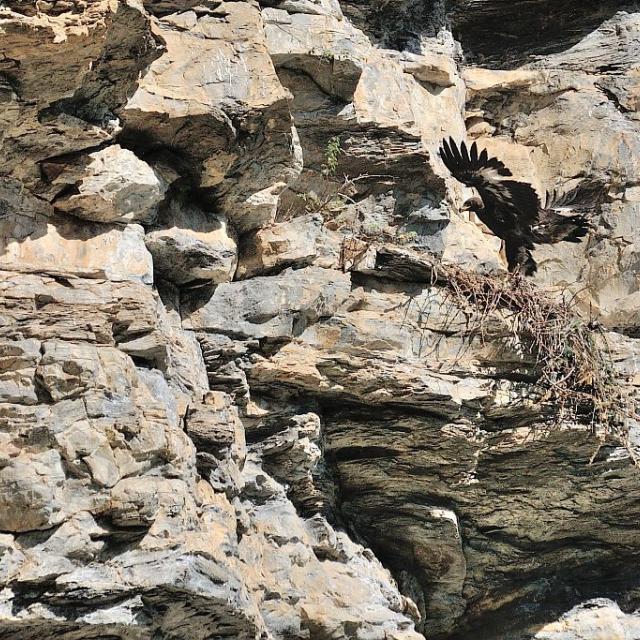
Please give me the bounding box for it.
[145,197,237,285]
[49,145,169,224]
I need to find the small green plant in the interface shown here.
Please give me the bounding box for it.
[320,50,335,63]
[322,135,342,177]
[396,230,418,245]
[309,47,335,64]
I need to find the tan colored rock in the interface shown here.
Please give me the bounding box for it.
[463,41,640,328]
[145,197,237,285]
[14,512,107,584]
[265,4,465,143]
[259,412,323,512]
[0,1,156,184]
[0,270,208,398]
[186,391,246,463]
[0,450,67,532]
[0,213,153,284]
[534,599,640,640]
[462,67,548,94]
[125,4,288,120]
[0,339,40,405]
[398,208,504,274]
[527,12,640,74]
[264,1,465,211]
[238,457,424,640]
[123,1,300,233]
[2,3,640,640]
[231,182,290,233]
[385,50,458,87]
[50,145,168,224]
[108,477,194,528]
[271,0,344,18]
[263,6,369,101]
[353,57,464,150]
[36,341,135,402]
[251,340,496,411]
[237,213,323,279]
[241,240,640,635]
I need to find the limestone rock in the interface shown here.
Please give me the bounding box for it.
[108,477,193,528]
[264,0,465,212]
[3,1,640,639]
[0,0,158,185]
[237,457,424,640]
[243,245,640,636]
[182,266,352,340]
[48,145,168,224]
[383,49,458,87]
[0,339,41,405]
[145,196,237,285]
[0,450,67,533]
[526,11,640,74]
[256,412,324,514]
[236,213,324,279]
[0,211,153,284]
[399,1,630,68]
[398,207,505,274]
[37,341,134,402]
[534,599,640,640]
[462,18,640,328]
[263,6,369,101]
[122,1,301,233]
[186,391,246,463]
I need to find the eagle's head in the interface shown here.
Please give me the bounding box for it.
[460,196,484,213]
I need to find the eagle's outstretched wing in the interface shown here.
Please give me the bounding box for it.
[438,137,540,228]
[537,185,593,244]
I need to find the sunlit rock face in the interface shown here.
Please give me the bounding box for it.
[1,1,640,639]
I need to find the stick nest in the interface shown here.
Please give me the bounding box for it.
[427,259,634,446]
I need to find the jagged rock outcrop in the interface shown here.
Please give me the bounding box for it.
[48,145,169,224]
[145,194,238,286]
[1,1,640,639]
[534,599,640,640]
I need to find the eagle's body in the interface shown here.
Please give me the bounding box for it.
[438,138,591,275]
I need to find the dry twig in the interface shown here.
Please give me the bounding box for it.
[427,260,634,446]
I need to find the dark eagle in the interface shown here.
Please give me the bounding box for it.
[438,137,591,275]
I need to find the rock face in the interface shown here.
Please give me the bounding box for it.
[1,1,640,640]
[49,145,169,224]
[145,194,238,285]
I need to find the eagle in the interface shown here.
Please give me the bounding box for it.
[438,137,591,275]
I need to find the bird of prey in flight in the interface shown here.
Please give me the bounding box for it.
[439,137,590,275]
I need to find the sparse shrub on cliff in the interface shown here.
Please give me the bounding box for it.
[322,135,343,177]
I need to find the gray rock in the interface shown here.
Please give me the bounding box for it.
[0,339,41,405]
[182,266,352,339]
[0,210,153,284]
[534,598,640,639]
[50,145,168,224]
[145,197,237,285]
[263,7,368,101]
[0,450,67,532]
[3,2,640,640]
[121,1,302,234]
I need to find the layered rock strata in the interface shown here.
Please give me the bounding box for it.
[1,1,639,639]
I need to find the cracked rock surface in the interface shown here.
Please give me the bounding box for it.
[1,1,640,639]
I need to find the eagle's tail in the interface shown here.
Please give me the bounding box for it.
[505,239,537,276]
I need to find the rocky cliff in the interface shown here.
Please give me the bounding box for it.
[1,1,640,639]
